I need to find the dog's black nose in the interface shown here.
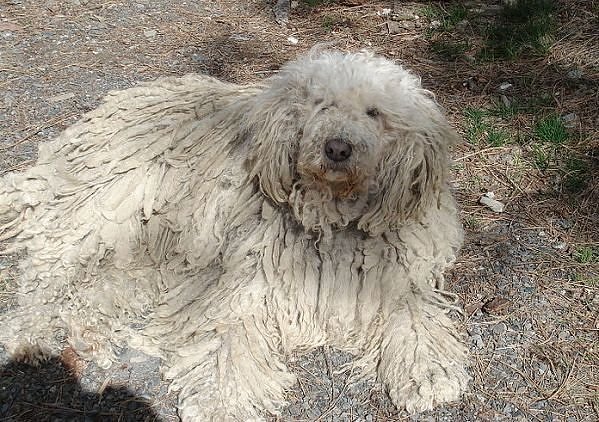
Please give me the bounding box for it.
[324,138,352,162]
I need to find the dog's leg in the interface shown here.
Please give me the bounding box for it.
[1,213,160,368]
[157,319,294,421]
[378,290,469,412]
[0,257,75,364]
[138,251,295,421]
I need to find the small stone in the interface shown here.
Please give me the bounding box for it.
[143,29,157,38]
[479,192,505,213]
[387,21,414,33]
[287,36,298,45]
[462,76,479,91]
[483,297,511,314]
[274,0,290,25]
[561,112,579,128]
[47,92,75,103]
[559,219,573,229]
[499,82,513,90]
[230,33,251,41]
[129,354,149,363]
[538,362,548,374]
[566,69,583,79]
[552,241,568,251]
[471,334,484,349]
[430,20,441,29]
[465,301,484,315]
[493,322,507,336]
[558,330,570,341]
[191,53,207,63]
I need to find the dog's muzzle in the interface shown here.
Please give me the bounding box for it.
[324,138,352,162]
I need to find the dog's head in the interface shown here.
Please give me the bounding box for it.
[241,49,458,235]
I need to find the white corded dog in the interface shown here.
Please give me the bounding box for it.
[0,49,469,420]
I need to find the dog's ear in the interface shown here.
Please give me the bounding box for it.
[359,92,458,234]
[238,86,305,204]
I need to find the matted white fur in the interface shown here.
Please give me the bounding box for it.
[0,49,469,420]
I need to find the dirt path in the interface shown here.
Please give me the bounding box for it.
[0,1,597,421]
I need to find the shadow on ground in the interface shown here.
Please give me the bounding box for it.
[0,356,159,422]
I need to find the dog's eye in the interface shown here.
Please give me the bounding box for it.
[366,107,380,118]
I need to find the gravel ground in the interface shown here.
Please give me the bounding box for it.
[1,1,597,421]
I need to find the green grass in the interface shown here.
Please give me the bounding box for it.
[464,216,483,230]
[464,107,489,144]
[321,14,349,31]
[463,107,512,146]
[488,99,519,119]
[574,246,596,264]
[521,93,554,112]
[322,15,336,30]
[573,273,599,287]
[422,3,469,33]
[531,144,552,170]
[487,94,554,119]
[535,115,569,144]
[420,4,441,19]
[481,0,557,59]
[563,157,589,192]
[487,128,510,146]
[441,4,469,30]
[430,40,470,60]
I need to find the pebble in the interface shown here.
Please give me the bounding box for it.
[552,241,568,251]
[479,192,505,213]
[47,92,75,103]
[566,69,583,79]
[493,322,508,336]
[558,330,570,341]
[558,219,573,229]
[143,29,157,38]
[191,53,207,63]
[503,403,516,415]
[230,33,251,41]
[471,334,484,349]
[561,112,579,128]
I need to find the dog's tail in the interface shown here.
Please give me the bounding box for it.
[0,169,50,247]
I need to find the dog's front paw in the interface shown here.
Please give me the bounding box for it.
[387,362,470,412]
